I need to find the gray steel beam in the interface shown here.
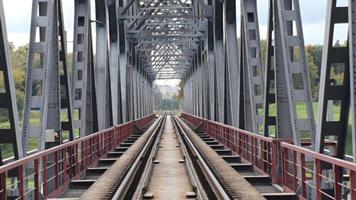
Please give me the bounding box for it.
[351,0,356,162]
[264,0,316,146]
[317,0,350,159]
[119,0,128,122]
[241,0,264,133]
[264,0,276,137]
[95,0,112,130]
[0,0,23,163]
[108,0,123,125]
[58,0,74,141]
[213,0,225,122]
[225,0,239,127]
[72,0,98,137]
[22,0,65,153]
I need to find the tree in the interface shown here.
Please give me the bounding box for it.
[305,45,320,99]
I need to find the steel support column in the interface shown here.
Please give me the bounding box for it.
[350,0,356,161]
[95,0,112,130]
[72,0,98,137]
[317,0,350,159]
[23,0,74,153]
[213,0,225,123]
[241,0,264,133]
[263,0,315,146]
[225,0,240,127]
[0,0,23,163]
[108,0,123,125]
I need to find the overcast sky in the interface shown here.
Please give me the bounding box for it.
[3,0,344,47]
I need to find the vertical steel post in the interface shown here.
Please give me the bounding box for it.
[264,0,315,146]
[350,0,356,162]
[72,0,97,137]
[58,0,74,141]
[108,0,123,125]
[241,0,264,133]
[118,0,128,122]
[213,0,225,123]
[225,0,240,127]
[0,0,23,163]
[317,0,350,159]
[22,0,59,153]
[95,0,112,130]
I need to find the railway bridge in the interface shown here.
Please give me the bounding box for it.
[0,0,356,199]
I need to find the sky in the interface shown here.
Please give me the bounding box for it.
[1,0,348,86]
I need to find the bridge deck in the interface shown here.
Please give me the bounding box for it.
[2,113,356,200]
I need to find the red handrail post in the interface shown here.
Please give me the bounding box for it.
[18,165,25,200]
[271,141,278,184]
[351,170,356,199]
[333,165,341,200]
[282,148,288,189]
[293,151,297,192]
[54,151,59,190]
[301,154,306,197]
[315,159,321,200]
[42,156,47,197]
[34,159,40,200]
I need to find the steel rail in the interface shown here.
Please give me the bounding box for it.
[111,115,165,200]
[132,113,208,199]
[172,114,208,200]
[132,114,167,199]
[172,115,231,200]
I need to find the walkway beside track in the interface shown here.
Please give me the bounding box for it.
[146,115,192,199]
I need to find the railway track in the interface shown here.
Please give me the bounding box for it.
[54,114,271,199]
[112,113,229,200]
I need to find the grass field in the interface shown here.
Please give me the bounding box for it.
[0,111,76,158]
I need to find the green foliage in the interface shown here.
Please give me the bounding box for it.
[305,45,320,99]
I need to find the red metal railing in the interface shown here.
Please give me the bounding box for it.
[0,114,155,200]
[281,142,356,200]
[181,113,279,182]
[181,112,356,200]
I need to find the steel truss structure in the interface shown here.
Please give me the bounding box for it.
[317,0,356,161]
[183,0,316,147]
[263,0,316,146]
[22,0,74,154]
[20,0,156,156]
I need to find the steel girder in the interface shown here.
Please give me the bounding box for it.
[213,0,225,123]
[118,0,129,122]
[225,0,240,127]
[72,0,98,137]
[58,0,75,142]
[317,0,354,160]
[108,0,123,125]
[126,0,204,81]
[263,0,315,146]
[22,0,74,154]
[351,0,356,162]
[0,0,23,163]
[206,1,215,121]
[95,0,113,130]
[240,0,264,133]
